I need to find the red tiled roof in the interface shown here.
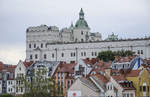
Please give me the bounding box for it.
[57,62,76,74]
[83,58,99,66]
[125,70,141,77]
[114,56,136,63]
[23,61,33,68]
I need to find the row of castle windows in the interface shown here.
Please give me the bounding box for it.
[29,51,98,60]
[29,43,46,49]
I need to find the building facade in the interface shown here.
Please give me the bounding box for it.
[26,9,150,63]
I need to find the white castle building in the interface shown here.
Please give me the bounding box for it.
[26,8,150,63]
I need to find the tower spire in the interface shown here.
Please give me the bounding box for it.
[79,8,84,19]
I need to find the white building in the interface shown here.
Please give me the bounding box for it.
[26,8,150,63]
[15,60,33,95]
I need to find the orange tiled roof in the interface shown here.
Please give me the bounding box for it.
[23,61,33,68]
[57,62,76,74]
[125,70,141,77]
[114,56,136,63]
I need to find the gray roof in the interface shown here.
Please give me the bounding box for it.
[26,61,60,76]
[80,77,99,92]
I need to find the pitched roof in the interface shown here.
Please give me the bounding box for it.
[79,77,99,91]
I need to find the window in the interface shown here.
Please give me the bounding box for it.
[71,52,75,57]
[62,53,64,57]
[84,52,86,56]
[81,52,83,56]
[91,52,94,56]
[34,44,36,48]
[81,31,83,35]
[138,50,140,54]
[41,43,43,48]
[30,55,32,59]
[140,86,142,91]
[95,52,97,56]
[130,93,133,97]
[44,54,47,59]
[81,39,84,42]
[19,67,21,71]
[21,87,23,92]
[29,44,31,48]
[52,53,54,58]
[141,50,143,54]
[143,86,146,92]
[35,54,38,59]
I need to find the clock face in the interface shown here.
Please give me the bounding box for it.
[73,92,76,97]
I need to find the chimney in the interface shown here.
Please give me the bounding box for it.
[104,68,111,79]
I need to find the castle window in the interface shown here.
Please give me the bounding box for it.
[95,52,97,56]
[44,54,47,59]
[81,31,83,35]
[34,44,36,48]
[81,39,84,42]
[81,52,83,56]
[52,53,54,58]
[92,52,94,56]
[35,54,38,59]
[30,55,32,59]
[29,44,31,48]
[84,52,86,56]
[62,53,64,57]
[141,50,143,54]
[41,43,43,48]
[138,50,140,54]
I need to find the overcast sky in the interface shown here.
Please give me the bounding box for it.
[0,0,150,64]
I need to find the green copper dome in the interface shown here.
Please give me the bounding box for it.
[75,19,89,28]
[75,8,89,29]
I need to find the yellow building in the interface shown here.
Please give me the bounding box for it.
[126,68,150,97]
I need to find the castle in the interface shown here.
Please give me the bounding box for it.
[26,8,150,63]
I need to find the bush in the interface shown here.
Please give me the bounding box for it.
[0,94,14,97]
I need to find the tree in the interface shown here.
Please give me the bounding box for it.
[20,68,62,97]
[97,50,134,62]
[0,94,14,97]
[97,50,115,62]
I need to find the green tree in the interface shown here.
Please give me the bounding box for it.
[19,68,62,97]
[97,50,115,62]
[0,94,14,97]
[97,50,134,62]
